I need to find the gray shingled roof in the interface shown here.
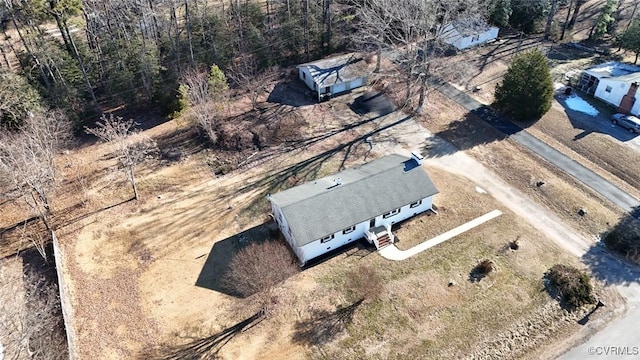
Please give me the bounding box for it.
[269,154,439,247]
[297,53,369,88]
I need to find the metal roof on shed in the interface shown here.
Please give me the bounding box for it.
[297,53,369,88]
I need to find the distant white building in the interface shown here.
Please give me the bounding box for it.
[580,62,640,115]
[297,53,370,102]
[268,153,439,266]
[440,19,499,50]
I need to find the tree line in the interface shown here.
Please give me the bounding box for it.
[0,0,348,128]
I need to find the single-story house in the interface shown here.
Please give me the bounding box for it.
[297,53,369,102]
[440,19,499,50]
[268,153,439,265]
[579,62,640,114]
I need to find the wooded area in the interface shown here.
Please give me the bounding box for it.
[0,0,349,126]
[2,0,631,130]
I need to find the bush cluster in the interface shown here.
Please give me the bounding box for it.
[603,222,640,265]
[546,264,595,309]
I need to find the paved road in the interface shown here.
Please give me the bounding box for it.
[431,78,640,215]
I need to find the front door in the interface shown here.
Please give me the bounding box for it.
[369,218,376,228]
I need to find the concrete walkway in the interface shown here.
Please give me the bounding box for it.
[431,78,640,215]
[379,210,502,261]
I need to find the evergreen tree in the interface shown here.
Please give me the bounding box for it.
[208,64,228,101]
[590,0,618,40]
[619,18,640,64]
[490,0,512,27]
[494,50,553,122]
[510,0,551,33]
[0,71,42,127]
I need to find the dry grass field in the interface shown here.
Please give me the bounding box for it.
[1,41,632,359]
[38,80,618,359]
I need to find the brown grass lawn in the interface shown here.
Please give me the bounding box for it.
[48,80,619,359]
[56,135,595,359]
[2,48,628,359]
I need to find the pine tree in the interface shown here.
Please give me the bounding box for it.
[619,18,640,64]
[490,0,512,27]
[494,50,553,122]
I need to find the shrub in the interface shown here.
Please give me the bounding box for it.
[469,259,494,282]
[222,239,299,311]
[477,259,494,275]
[603,222,640,265]
[546,264,596,309]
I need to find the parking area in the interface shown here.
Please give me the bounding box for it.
[555,89,640,153]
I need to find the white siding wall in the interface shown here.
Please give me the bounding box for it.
[594,79,628,107]
[297,221,370,264]
[271,203,305,263]
[296,195,434,264]
[631,92,640,115]
[443,25,499,50]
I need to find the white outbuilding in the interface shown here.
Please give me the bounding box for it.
[440,19,499,50]
[297,53,370,102]
[268,153,438,266]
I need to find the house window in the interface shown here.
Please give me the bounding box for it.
[605,85,612,93]
[342,226,355,234]
[410,200,422,208]
[383,208,401,219]
[471,34,480,42]
[320,234,335,243]
[302,72,306,79]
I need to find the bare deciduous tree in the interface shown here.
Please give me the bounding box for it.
[85,114,157,201]
[222,239,299,313]
[356,0,484,112]
[0,111,71,258]
[181,66,228,144]
[227,60,279,109]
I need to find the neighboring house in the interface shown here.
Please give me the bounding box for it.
[268,153,438,265]
[297,53,369,102]
[440,19,499,50]
[580,62,640,114]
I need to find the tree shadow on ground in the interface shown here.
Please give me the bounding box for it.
[142,311,264,360]
[195,222,277,298]
[234,113,414,198]
[582,245,640,287]
[422,107,514,159]
[291,299,363,346]
[553,91,639,143]
[153,125,207,159]
[584,206,640,286]
[267,80,316,107]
